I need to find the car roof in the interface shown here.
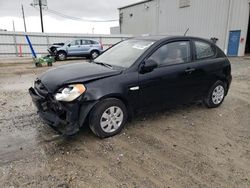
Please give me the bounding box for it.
[134,35,173,41]
[133,35,213,43]
[72,39,98,41]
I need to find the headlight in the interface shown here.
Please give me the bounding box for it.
[55,84,86,102]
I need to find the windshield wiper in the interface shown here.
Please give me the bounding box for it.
[93,61,113,69]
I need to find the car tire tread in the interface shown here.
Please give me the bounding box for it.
[89,98,127,138]
[204,80,227,108]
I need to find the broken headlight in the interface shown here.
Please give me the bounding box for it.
[55,84,86,102]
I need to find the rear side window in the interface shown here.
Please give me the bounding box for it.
[91,40,99,44]
[194,41,215,59]
[82,40,92,45]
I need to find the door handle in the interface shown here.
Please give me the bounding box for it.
[185,68,196,73]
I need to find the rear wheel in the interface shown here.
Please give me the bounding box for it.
[90,50,99,59]
[57,51,67,61]
[89,98,128,138]
[204,80,227,108]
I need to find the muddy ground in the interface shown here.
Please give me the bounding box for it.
[0,58,249,188]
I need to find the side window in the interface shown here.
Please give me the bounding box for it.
[82,40,87,45]
[91,40,98,44]
[85,40,92,45]
[149,41,190,66]
[194,41,215,59]
[71,40,81,46]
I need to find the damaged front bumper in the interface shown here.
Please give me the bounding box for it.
[47,48,58,56]
[29,87,95,136]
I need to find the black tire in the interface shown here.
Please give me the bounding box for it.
[204,80,227,108]
[90,50,99,59]
[89,98,128,138]
[57,51,67,61]
[47,62,52,66]
[35,62,42,67]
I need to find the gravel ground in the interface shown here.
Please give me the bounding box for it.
[0,57,249,188]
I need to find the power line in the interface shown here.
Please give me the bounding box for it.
[45,8,118,22]
[31,5,118,22]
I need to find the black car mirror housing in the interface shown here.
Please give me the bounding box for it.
[140,59,158,73]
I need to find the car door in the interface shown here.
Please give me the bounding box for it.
[183,39,219,100]
[67,40,82,55]
[138,40,195,110]
[80,40,92,55]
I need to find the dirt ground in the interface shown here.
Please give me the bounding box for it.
[0,57,249,188]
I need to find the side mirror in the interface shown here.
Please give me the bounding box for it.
[67,44,71,47]
[140,59,158,73]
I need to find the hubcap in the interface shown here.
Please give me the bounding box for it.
[212,85,225,104]
[100,106,124,133]
[59,53,65,60]
[92,52,99,59]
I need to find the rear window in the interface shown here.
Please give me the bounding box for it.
[194,41,215,59]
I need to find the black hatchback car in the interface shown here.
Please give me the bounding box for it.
[29,36,232,138]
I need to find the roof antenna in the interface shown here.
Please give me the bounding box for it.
[184,28,189,36]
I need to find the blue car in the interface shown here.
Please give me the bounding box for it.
[48,39,104,60]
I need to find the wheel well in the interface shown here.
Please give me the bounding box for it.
[220,79,229,94]
[57,50,66,55]
[208,79,229,96]
[81,96,133,128]
[97,95,134,120]
[90,49,100,54]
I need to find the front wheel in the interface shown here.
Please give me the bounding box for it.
[89,99,128,138]
[57,51,67,61]
[204,81,227,108]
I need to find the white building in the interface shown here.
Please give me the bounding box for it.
[118,0,250,56]
[110,26,120,34]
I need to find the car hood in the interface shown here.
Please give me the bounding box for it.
[49,44,64,49]
[38,62,122,93]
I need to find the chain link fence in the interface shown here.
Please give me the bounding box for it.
[0,31,132,57]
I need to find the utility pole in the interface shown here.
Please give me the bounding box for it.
[21,4,27,32]
[39,0,44,32]
[12,20,18,56]
[12,20,16,32]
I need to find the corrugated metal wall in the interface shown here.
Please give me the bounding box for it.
[0,31,132,57]
[120,0,158,35]
[158,0,230,51]
[120,0,250,56]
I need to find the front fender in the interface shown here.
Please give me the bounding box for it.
[57,46,67,54]
[78,100,99,127]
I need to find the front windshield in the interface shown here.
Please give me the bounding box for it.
[94,39,154,68]
[64,40,71,45]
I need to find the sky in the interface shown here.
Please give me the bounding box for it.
[0,0,140,34]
